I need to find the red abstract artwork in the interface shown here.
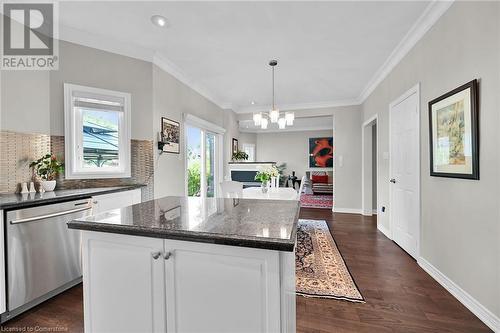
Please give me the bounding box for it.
[309,137,333,168]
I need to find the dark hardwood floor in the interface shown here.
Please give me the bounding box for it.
[1,208,491,333]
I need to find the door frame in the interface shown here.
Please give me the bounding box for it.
[361,114,378,217]
[388,83,421,258]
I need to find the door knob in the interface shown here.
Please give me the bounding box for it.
[151,251,162,260]
[163,251,172,260]
[390,178,396,184]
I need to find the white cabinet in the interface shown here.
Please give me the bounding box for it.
[81,232,166,333]
[92,189,141,214]
[82,232,294,333]
[0,211,5,314]
[164,239,281,333]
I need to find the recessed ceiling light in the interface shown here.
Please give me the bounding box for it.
[151,15,168,27]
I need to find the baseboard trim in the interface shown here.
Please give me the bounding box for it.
[377,224,391,239]
[418,257,500,332]
[333,207,362,214]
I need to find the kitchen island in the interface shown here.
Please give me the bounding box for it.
[68,196,299,333]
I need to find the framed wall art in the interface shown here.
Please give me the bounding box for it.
[428,79,479,179]
[232,138,239,155]
[309,137,333,168]
[161,117,180,154]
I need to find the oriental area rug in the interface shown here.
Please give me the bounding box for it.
[295,219,364,303]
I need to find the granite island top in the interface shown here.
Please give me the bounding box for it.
[68,196,300,252]
[0,185,144,210]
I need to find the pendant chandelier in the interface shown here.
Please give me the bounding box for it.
[253,60,294,130]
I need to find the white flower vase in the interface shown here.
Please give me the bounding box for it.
[41,180,56,192]
[270,176,276,188]
[261,180,269,194]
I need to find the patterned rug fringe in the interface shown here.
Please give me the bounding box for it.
[296,292,366,303]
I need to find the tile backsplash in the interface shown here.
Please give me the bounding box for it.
[0,131,154,201]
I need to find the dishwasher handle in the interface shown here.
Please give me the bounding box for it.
[10,206,93,225]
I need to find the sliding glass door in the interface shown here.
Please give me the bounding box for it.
[186,125,219,198]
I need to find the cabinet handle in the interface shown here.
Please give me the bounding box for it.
[163,251,172,260]
[151,251,161,260]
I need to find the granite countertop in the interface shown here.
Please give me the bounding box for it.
[0,185,144,210]
[68,196,300,252]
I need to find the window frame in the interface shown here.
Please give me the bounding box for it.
[64,83,131,179]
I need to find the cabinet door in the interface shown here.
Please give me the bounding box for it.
[164,240,281,333]
[82,232,166,333]
[92,189,141,214]
[0,211,5,314]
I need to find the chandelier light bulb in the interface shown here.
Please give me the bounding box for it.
[285,112,294,126]
[253,112,262,126]
[269,108,279,123]
[260,117,268,129]
[278,117,286,129]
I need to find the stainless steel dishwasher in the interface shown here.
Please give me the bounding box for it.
[2,198,93,321]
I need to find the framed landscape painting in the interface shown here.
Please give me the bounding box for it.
[161,117,180,154]
[428,79,479,179]
[309,137,333,168]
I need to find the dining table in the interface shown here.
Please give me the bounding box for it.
[242,187,299,201]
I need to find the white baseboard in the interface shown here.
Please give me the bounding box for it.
[418,257,500,332]
[377,224,391,239]
[333,207,362,214]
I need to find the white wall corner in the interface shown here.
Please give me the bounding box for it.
[418,257,500,333]
[357,0,454,103]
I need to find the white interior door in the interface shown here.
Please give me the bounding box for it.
[389,85,420,259]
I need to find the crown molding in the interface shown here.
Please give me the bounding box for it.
[59,24,154,63]
[235,99,360,114]
[152,53,229,109]
[239,124,333,134]
[357,0,454,103]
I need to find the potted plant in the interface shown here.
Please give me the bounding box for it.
[29,154,64,191]
[254,170,270,194]
[231,151,249,162]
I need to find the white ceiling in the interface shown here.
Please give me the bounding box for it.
[57,1,437,113]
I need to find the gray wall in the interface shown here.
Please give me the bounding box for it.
[372,124,377,209]
[362,1,500,317]
[256,129,333,180]
[222,109,240,178]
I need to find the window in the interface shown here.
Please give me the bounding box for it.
[242,144,255,162]
[64,83,131,179]
[184,114,225,198]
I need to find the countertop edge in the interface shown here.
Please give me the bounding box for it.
[68,221,296,252]
[0,185,145,210]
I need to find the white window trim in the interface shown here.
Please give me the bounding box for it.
[64,83,131,179]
